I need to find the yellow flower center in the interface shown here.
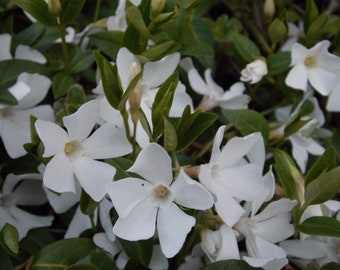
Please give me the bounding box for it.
[154,185,170,199]
[304,55,317,68]
[0,108,7,116]
[64,140,82,157]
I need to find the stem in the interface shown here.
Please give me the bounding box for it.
[179,9,193,44]
[57,19,71,74]
[89,213,97,234]
[93,0,102,22]
[121,108,132,142]
[132,120,138,159]
[171,151,180,173]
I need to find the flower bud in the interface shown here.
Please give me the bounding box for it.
[48,0,61,17]
[240,58,268,84]
[128,62,143,124]
[264,0,275,19]
[151,0,166,15]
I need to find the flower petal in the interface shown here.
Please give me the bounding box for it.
[326,79,340,112]
[285,64,308,91]
[73,157,116,202]
[93,233,121,257]
[43,153,76,193]
[106,177,152,218]
[0,33,12,61]
[308,67,336,96]
[116,47,140,88]
[83,123,132,159]
[99,197,115,241]
[45,185,81,214]
[210,125,226,163]
[171,169,213,210]
[290,42,308,65]
[157,203,195,258]
[128,143,173,185]
[7,81,30,103]
[63,100,99,140]
[65,207,97,238]
[113,198,157,240]
[14,45,47,64]
[35,119,69,157]
[279,239,327,259]
[188,68,209,96]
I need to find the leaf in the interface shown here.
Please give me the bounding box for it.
[80,189,100,216]
[126,6,151,39]
[90,249,118,270]
[15,22,45,46]
[201,259,262,270]
[118,70,143,112]
[0,85,18,105]
[222,109,269,142]
[124,258,149,270]
[0,247,13,270]
[105,157,134,180]
[304,0,319,34]
[141,40,181,60]
[31,238,95,270]
[0,223,19,256]
[64,264,96,270]
[297,216,340,238]
[304,166,340,206]
[320,262,340,270]
[89,31,124,60]
[306,12,328,40]
[52,71,75,99]
[283,110,311,138]
[13,0,56,26]
[20,228,55,256]
[60,0,86,25]
[163,115,178,151]
[267,52,291,76]
[231,32,261,62]
[64,84,87,115]
[118,238,153,267]
[305,147,337,186]
[70,50,94,73]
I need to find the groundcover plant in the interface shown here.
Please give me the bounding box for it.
[0,0,340,269]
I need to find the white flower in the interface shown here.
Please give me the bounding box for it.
[326,73,340,112]
[106,143,214,258]
[0,173,53,239]
[0,73,54,158]
[280,22,303,52]
[188,68,249,111]
[35,100,132,202]
[234,199,297,270]
[199,126,272,226]
[240,59,268,84]
[0,33,12,61]
[285,40,340,95]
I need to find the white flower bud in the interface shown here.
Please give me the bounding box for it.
[264,0,275,19]
[240,58,268,84]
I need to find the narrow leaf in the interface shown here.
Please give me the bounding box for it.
[283,110,311,138]
[163,115,177,151]
[118,70,143,112]
[52,71,75,99]
[298,216,340,237]
[0,223,19,256]
[126,6,151,39]
[60,0,86,25]
[201,259,262,270]
[231,32,260,62]
[70,50,94,73]
[118,238,153,267]
[304,0,319,33]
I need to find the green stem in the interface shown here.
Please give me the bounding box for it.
[57,19,71,74]
[93,0,102,22]
[89,213,97,234]
[132,120,138,159]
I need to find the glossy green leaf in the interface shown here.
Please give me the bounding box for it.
[222,109,269,142]
[0,86,18,105]
[89,31,124,60]
[304,166,340,206]
[13,0,56,26]
[175,106,218,152]
[126,6,151,39]
[267,51,291,75]
[0,223,19,256]
[306,12,328,40]
[70,50,94,73]
[20,228,55,256]
[305,147,337,186]
[32,238,95,270]
[0,247,13,270]
[15,22,45,46]
[94,51,122,109]
[64,264,96,270]
[80,189,99,215]
[304,0,319,33]
[163,115,177,151]
[90,249,118,270]
[138,107,153,139]
[201,259,262,270]
[105,157,134,180]
[320,262,340,270]
[52,71,75,99]
[297,216,340,237]
[124,258,149,270]
[231,32,260,62]
[283,110,311,138]
[60,0,86,25]
[141,40,181,60]
[118,238,153,267]
[118,70,143,112]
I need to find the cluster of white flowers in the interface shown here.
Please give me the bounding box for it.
[1,0,340,269]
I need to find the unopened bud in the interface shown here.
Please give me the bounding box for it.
[264,0,275,19]
[128,62,143,124]
[151,0,166,15]
[48,0,61,16]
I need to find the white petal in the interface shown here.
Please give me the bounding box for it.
[209,125,225,163]
[116,47,140,88]
[83,123,132,159]
[279,239,327,259]
[35,119,68,157]
[128,143,173,185]
[205,69,224,96]
[63,100,99,140]
[169,83,193,117]
[13,73,51,110]
[73,157,116,202]
[290,43,308,65]
[7,81,30,102]
[12,179,47,206]
[308,68,336,96]
[253,199,296,223]
[157,204,195,258]
[188,68,209,96]
[143,53,180,88]
[290,135,308,173]
[65,207,97,238]
[0,33,12,61]
[326,79,340,112]
[93,233,121,257]
[106,177,152,218]
[285,64,308,91]
[14,45,47,64]
[171,169,213,210]
[45,185,80,214]
[243,256,288,270]
[43,154,76,193]
[218,225,240,260]
[149,244,169,270]
[99,197,115,241]
[113,198,157,240]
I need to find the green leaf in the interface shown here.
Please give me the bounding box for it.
[273,149,302,200]
[64,264,96,270]
[141,40,181,60]
[80,189,99,215]
[52,71,75,99]
[231,32,261,62]
[0,247,13,270]
[320,262,340,270]
[283,110,311,138]
[304,0,319,34]
[90,249,118,270]
[70,50,94,73]
[32,238,95,270]
[268,18,287,45]
[59,0,86,25]
[126,6,151,39]
[105,157,134,180]
[89,31,124,60]
[222,109,269,142]
[64,84,87,115]
[118,70,143,112]
[175,106,218,152]
[20,228,55,256]
[122,24,142,54]
[124,259,149,270]
[0,86,18,105]
[15,22,45,46]
[305,147,337,186]
[0,223,19,256]
[306,12,328,40]
[297,216,340,237]
[94,51,122,109]
[138,107,153,140]
[13,0,56,26]
[267,51,291,75]
[201,259,262,270]
[163,115,177,151]
[304,166,340,206]
[118,238,153,267]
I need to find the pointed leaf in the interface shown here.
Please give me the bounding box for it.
[201,259,262,270]
[80,189,100,216]
[163,115,177,151]
[89,31,124,60]
[0,223,19,256]
[267,51,291,75]
[126,6,151,39]
[304,0,319,33]
[70,50,94,74]
[118,70,143,112]
[0,86,18,105]
[297,216,340,238]
[90,249,118,270]
[138,107,153,140]
[283,110,311,138]
[118,237,153,267]
[60,0,86,25]
[231,32,260,62]
[52,71,75,99]
[20,228,55,256]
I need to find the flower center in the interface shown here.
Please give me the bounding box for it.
[0,108,7,116]
[304,55,317,68]
[64,140,82,157]
[154,184,170,199]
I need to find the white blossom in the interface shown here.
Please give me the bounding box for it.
[240,59,268,84]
